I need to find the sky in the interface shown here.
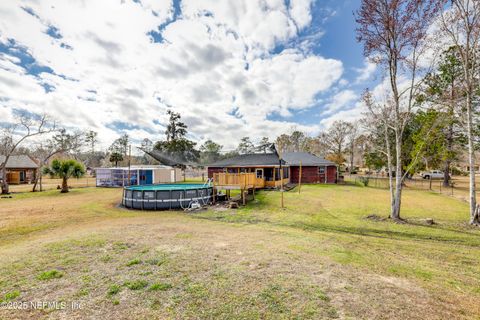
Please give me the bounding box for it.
[0,0,379,151]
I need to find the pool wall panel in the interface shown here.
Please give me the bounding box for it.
[123,185,213,210]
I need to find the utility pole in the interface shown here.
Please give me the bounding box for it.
[128,145,131,186]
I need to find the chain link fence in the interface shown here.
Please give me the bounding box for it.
[347,174,472,201]
[9,176,95,193]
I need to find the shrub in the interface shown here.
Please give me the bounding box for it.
[358,177,370,187]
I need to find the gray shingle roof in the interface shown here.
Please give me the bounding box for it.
[0,155,39,169]
[208,153,284,167]
[282,152,335,166]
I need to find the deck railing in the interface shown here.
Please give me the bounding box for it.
[213,172,258,188]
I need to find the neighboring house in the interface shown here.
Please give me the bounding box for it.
[207,153,289,189]
[282,152,337,184]
[95,165,183,187]
[0,155,39,184]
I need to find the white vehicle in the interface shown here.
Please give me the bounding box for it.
[420,170,444,179]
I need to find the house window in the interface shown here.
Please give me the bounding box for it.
[319,166,325,174]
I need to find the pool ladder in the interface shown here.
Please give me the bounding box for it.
[203,178,213,188]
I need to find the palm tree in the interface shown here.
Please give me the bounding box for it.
[43,159,85,193]
[109,152,123,167]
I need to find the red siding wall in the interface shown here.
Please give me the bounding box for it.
[207,167,224,178]
[290,166,336,184]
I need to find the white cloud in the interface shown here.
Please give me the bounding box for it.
[320,100,366,128]
[0,0,344,150]
[354,58,376,83]
[322,89,358,115]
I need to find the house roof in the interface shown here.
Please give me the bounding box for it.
[282,152,336,166]
[0,155,39,169]
[208,153,285,167]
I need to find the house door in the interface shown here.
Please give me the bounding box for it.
[255,168,265,188]
[139,170,153,185]
[19,171,26,183]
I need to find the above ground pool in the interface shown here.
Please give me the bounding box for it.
[122,184,213,210]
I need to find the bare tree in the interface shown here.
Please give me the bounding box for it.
[356,0,442,221]
[0,113,56,194]
[363,91,396,214]
[439,0,480,225]
[141,138,153,151]
[322,120,353,166]
[348,121,360,174]
[274,130,311,155]
[31,129,85,192]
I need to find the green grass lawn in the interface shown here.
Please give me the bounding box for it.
[0,184,479,319]
[198,185,480,290]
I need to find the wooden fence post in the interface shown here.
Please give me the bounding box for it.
[298,161,302,194]
[280,166,284,209]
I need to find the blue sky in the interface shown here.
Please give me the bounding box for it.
[268,0,375,126]
[0,0,378,149]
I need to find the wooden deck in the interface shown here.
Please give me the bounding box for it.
[212,172,264,189]
[212,172,289,190]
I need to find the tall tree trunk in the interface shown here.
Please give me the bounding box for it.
[32,169,39,192]
[443,160,451,187]
[392,128,403,221]
[444,78,456,187]
[466,92,478,225]
[61,177,69,193]
[350,143,354,176]
[1,166,9,194]
[443,119,453,187]
[384,123,395,215]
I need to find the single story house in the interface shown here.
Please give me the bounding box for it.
[0,155,39,184]
[282,152,337,184]
[207,153,289,189]
[206,152,337,188]
[95,165,183,187]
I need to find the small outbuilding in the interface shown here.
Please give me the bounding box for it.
[95,165,182,187]
[282,152,337,184]
[0,155,39,184]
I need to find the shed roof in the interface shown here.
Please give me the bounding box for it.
[95,165,173,170]
[282,152,335,166]
[0,155,39,169]
[208,153,285,167]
